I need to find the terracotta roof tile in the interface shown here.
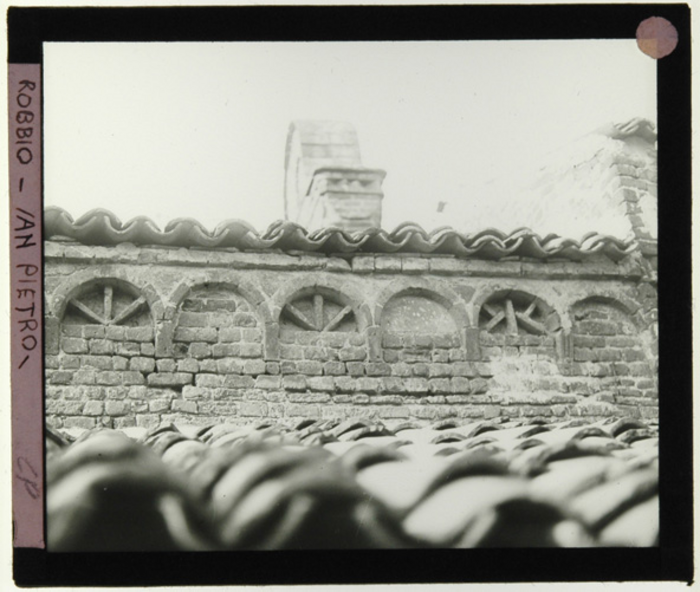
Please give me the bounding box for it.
[44,206,637,262]
[598,495,659,547]
[45,416,659,550]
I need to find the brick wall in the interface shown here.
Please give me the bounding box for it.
[44,242,658,429]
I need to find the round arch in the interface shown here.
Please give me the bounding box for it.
[271,276,372,332]
[374,278,471,332]
[50,269,163,322]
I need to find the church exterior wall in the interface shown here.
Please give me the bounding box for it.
[44,241,658,429]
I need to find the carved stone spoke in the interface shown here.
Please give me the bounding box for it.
[68,285,147,326]
[284,294,353,332]
[481,297,547,336]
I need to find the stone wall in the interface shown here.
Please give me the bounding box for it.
[44,241,658,429]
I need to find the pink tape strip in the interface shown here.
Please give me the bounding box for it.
[9,64,44,548]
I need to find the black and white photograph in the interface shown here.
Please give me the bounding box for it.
[6,4,692,587]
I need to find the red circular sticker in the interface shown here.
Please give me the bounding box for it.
[636,17,678,59]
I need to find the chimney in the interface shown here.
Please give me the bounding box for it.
[598,118,657,257]
[284,121,386,232]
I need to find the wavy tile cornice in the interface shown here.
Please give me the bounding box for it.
[44,207,637,262]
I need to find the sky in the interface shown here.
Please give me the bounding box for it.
[43,40,656,234]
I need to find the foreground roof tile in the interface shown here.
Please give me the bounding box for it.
[45,415,659,550]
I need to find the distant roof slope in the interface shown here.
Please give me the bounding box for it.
[44,206,636,262]
[432,118,657,243]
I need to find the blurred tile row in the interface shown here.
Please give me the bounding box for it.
[46,415,658,550]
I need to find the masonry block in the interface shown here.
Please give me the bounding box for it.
[141,343,157,356]
[49,371,73,385]
[389,363,411,378]
[470,378,489,394]
[404,378,429,394]
[375,406,410,419]
[240,401,268,417]
[62,337,88,354]
[365,255,398,273]
[171,400,198,414]
[451,362,477,378]
[364,362,390,376]
[381,333,402,349]
[212,344,241,358]
[289,393,331,404]
[224,375,254,389]
[411,407,438,420]
[382,377,404,393]
[383,350,400,363]
[303,346,332,361]
[296,361,323,376]
[402,258,430,273]
[574,335,606,348]
[105,400,129,416]
[81,325,106,339]
[431,350,450,363]
[449,349,466,362]
[83,401,104,416]
[255,375,282,389]
[233,312,258,327]
[115,342,141,357]
[216,358,243,374]
[125,326,155,342]
[177,311,209,327]
[450,377,471,394]
[351,256,374,273]
[623,349,646,362]
[188,342,212,359]
[122,371,146,385]
[428,378,451,394]
[147,372,193,387]
[176,358,199,373]
[95,371,121,386]
[628,362,654,376]
[64,417,97,430]
[110,356,128,371]
[218,327,241,343]
[279,361,297,375]
[338,346,366,362]
[574,348,595,362]
[196,374,225,388]
[280,344,303,360]
[346,362,365,377]
[60,325,81,339]
[80,355,111,370]
[243,359,267,375]
[240,343,263,358]
[356,377,381,393]
[156,358,177,372]
[307,376,335,391]
[323,361,345,376]
[334,377,355,393]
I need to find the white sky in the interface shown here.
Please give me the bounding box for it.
[43,40,656,233]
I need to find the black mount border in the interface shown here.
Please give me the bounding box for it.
[8,3,692,586]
